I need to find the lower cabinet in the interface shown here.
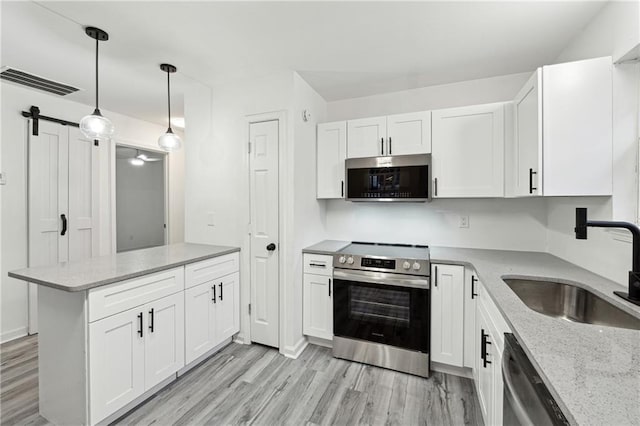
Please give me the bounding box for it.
[303,273,333,340]
[430,264,465,366]
[89,291,185,424]
[185,271,240,365]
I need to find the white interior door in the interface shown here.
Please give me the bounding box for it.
[249,120,280,348]
[28,121,69,334]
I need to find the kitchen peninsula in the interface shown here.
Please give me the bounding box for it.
[8,243,241,425]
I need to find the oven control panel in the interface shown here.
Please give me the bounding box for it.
[334,255,430,276]
[362,258,395,269]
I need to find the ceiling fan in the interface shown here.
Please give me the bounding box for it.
[130,149,163,166]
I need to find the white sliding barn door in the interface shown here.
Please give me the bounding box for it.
[28,122,99,333]
[249,120,280,348]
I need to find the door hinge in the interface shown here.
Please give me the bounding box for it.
[248,141,251,154]
[248,303,251,315]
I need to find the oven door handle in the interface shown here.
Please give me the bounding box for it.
[333,269,430,289]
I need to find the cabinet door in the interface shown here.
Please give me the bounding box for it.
[303,273,333,340]
[476,303,495,426]
[513,70,542,196]
[387,111,431,155]
[317,121,347,199]
[432,103,505,198]
[89,307,145,424]
[215,272,241,344]
[185,282,215,365]
[347,116,387,158]
[463,267,478,369]
[430,264,464,367]
[144,292,185,390]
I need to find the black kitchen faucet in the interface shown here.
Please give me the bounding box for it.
[575,207,640,306]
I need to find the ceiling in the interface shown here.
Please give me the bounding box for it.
[1,1,606,126]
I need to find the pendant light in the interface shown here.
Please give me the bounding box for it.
[158,64,182,152]
[79,27,115,139]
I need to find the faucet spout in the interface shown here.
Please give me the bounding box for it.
[575,207,640,306]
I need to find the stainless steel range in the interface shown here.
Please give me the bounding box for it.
[332,242,431,377]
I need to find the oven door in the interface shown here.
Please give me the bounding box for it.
[333,269,430,353]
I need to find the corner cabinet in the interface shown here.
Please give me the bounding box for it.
[513,56,613,197]
[317,121,347,199]
[431,103,506,198]
[303,253,333,340]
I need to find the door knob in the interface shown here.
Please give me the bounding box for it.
[266,243,277,251]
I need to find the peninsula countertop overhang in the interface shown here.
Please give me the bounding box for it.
[8,243,240,292]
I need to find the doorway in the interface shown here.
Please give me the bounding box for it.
[249,119,280,348]
[115,145,167,252]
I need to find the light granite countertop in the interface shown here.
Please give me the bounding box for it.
[302,240,350,255]
[8,243,240,292]
[303,240,640,426]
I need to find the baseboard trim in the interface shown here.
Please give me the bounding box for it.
[307,335,332,348]
[281,337,308,359]
[431,361,473,379]
[233,332,249,345]
[1,326,28,344]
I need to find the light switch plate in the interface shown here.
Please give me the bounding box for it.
[207,212,215,227]
[0,172,6,185]
[459,215,469,228]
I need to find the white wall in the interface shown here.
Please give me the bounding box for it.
[546,1,640,286]
[116,157,166,252]
[0,82,185,342]
[324,73,549,252]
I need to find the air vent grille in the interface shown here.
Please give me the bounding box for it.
[1,67,80,96]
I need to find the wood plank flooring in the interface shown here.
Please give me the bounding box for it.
[1,335,483,425]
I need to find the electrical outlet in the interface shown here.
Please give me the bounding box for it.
[459,215,469,228]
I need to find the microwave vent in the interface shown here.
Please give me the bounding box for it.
[1,67,80,96]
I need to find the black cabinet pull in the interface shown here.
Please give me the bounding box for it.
[212,285,216,303]
[434,266,438,287]
[60,214,67,236]
[481,329,492,367]
[341,180,344,198]
[381,138,384,155]
[389,137,392,155]
[529,168,538,194]
[471,276,478,299]
[148,308,154,332]
[267,243,276,251]
[137,312,143,337]
[219,282,223,301]
[434,178,438,197]
[329,278,331,297]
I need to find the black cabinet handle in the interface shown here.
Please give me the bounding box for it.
[329,278,331,297]
[212,285,216,303]
[471,276,478,299]
[137,312,143,337]
[267,243,276,251]
[434,178,438,197]
[148,308,154,332]
[341,180,344,198]
[481,329,492,367]
[434,266,438,287]
[381,138,384,155]
[60,214,67,236]
[219,282,223,301]
[529,168,538,194]
[389,137,392,155]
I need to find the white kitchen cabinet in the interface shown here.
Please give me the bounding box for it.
[185,270,240,365]
[317,121,347,199]
[386,111,431,155]
[432,103,506,198]
[513,56,613,197]
[475,302,496,425]
[463,267,479,369]
[89,306,146,424]
[303,253,333,340]
[347,116,387,158]
[430,264,465,367]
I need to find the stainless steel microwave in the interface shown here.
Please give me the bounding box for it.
[345,154,432,202]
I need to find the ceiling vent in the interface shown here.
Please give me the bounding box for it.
[0,67,80,96]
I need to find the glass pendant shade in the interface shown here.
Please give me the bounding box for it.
[80,108,114,139]
[158,128,182,152]
[129,157,144,166]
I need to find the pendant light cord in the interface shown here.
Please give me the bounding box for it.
[95,37,99,110]
[167,69,172,131]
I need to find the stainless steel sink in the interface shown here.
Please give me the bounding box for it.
[503,279,640,330]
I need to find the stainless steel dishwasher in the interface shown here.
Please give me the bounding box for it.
[502,333,570,426]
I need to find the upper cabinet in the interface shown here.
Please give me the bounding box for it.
[432,103,506,198]
[347,116,387,158]
[346,112,431,158]
[317,121,347,199]
[513,56,613,197]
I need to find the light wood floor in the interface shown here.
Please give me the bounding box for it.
[1,335,483,425]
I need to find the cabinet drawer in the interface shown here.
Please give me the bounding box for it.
[89,267,185,322]
[185,252,240,289]
[303,254,333,276]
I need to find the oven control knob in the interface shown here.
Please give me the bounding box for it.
[347,257,355,265]
[412,262,421,271]
[402,261,411,270]
[338,256,346,264]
